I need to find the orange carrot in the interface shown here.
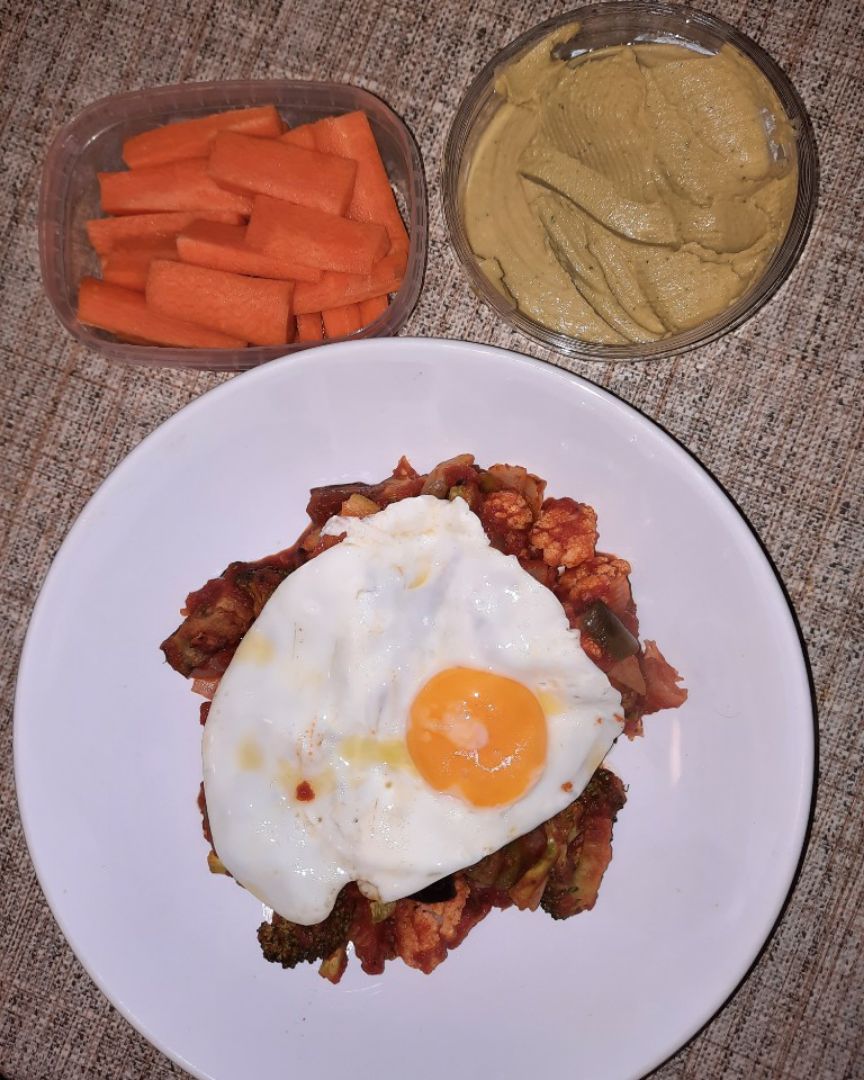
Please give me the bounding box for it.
[146,259,293,346]
[208,131,357,217]
[77,277,247,348]
[312,111,409,254]
[322,303,363,338]
[176,220,321,283]
[99,159,253,216]
[100,239,178,291]
[296,312,324,341]
[122,105,283,169]
[280,124,318,150]
[85,211,245,255]
[359,294,389,325]
[109,234,183,254]
[292,251,404,314]
[246,195,389,274]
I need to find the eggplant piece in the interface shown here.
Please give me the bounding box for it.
[582,600,639,660]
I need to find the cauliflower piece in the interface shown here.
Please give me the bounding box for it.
[392,878,471,974]
[485,463,546,517]
[557,553,632,616]
[529,498,597,568]
[481,490,534,531]
[479,489,535,556]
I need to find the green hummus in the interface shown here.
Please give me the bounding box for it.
[464,26,798,344]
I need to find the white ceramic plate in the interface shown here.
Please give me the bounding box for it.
[15,339,813,1080]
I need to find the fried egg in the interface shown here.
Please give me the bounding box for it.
[203,494,623,925]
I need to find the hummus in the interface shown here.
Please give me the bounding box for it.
[464,26,798,344]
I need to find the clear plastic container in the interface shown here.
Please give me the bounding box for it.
[39,80,427,371]
[443,2,818,361]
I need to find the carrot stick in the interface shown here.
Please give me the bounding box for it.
[109,234,183,254]
[122,105,283,169]
[280,124,318,150]
[322,303,363,338]
[359,294,389,325]
[296,312,324,341]
[208,131,357,217]
[292,251,405,314]
[312,111,409,255]
[85,211,245,255]
[145,259,293,346]
[77,277,247,348]
[100,239,178,291]
[176,220,321,283]
[246,195,389,275]
[99,159,253,216]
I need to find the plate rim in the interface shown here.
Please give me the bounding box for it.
[13,337,816,1080]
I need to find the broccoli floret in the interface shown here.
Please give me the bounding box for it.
[257,888,355,969]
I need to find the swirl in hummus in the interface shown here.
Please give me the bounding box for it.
[464,26,798,344]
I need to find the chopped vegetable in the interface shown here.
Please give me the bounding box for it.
[607,653,647,695]
[161,553,299,679]
[85,210,246,255]
[279,123,318,150]
[292,252,404,313]
[312,110,409,254]
[98,158,253,216]
[245,194,390,274]
[539,767,627,919]
[322,302,363,338]
[318,946,348,983]
[208,130,357,216]
[486,462,546,516]
[640,640,688,712]
[122,104,282,169]
[529,497,598,568]
[77,277,247,348]
[296,312,324,342]
[359,293,389,325]
[100,238,177,291]
[447,483,478,509]
[258,887,356,970]
[207,851,229,875]
[369,900,397,922]
[190,676,219,700]
[145,259,293,346]
[581,600,640,660]
[338,493,380,517]
[176,220,321,282]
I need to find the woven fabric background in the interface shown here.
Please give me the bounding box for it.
[1,0,861,1077]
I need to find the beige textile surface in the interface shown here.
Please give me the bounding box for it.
[1,0,862,1076]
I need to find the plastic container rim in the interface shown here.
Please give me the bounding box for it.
[39,78,428,371]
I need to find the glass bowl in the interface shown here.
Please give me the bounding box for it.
[443,2,818,361]
[39,80,427,371]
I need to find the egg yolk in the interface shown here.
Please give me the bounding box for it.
[407,667,547,807]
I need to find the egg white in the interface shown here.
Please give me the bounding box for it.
[202,495,623,925]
